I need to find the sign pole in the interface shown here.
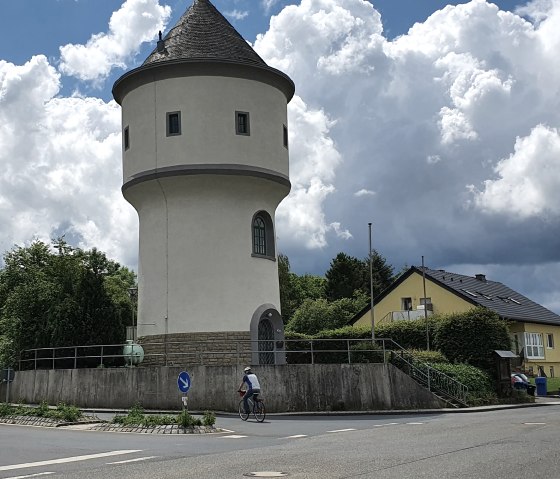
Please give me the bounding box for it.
[369,223,375,342]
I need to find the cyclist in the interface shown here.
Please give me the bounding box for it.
[238,366,261,414]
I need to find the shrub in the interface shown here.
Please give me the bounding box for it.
[375,318,438,350]
[433,308,511,373]
[202,410,216,427]
[35,401,50,417]
[349,342,386,363]
[0,402,13,417]
[285,331,313,364]
[52,403,82,422]
[409,349,447,363]
[429,362,495,404]
[177,410,202,428]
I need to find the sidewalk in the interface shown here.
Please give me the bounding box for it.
[81,395,560,421]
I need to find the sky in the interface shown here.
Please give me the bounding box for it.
[1,0,560,314]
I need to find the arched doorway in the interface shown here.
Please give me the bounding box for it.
[250,304,285,365]
[258,317,275,364]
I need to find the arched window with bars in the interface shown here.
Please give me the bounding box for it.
[251,211,275,259]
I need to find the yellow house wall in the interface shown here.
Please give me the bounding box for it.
[509,322,560,377]
[354,272,474,328]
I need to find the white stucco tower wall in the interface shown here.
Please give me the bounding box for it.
[112,0,294,365]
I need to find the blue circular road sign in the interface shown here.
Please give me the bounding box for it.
[177,371,191,393]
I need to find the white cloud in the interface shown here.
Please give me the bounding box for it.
[225,9,249,21]
[59,0,171,82]
[0,56,138,266]
[469,124,560,218]
[261,0,279,14]
[254,0,560,297]
[276,95,342,249]
[354,189,375,197]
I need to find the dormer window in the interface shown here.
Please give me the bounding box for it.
[167,111,181,136]
[236,111,250,136]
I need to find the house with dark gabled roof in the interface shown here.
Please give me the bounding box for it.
[351,266,560,376]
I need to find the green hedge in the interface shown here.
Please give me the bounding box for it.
[433,308,511,373]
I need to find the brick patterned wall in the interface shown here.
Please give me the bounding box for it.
[138,331,252,367]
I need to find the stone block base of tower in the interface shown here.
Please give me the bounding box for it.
[138,331,254,367]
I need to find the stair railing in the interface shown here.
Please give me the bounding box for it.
[383,339,469,407]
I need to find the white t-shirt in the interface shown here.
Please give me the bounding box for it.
[243,373,261,390]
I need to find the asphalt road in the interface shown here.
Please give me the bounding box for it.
[1,406,560,478]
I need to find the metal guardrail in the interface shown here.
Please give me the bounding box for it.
[17,338,468,406]
[388,344,469,407]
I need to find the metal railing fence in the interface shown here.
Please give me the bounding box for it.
[17,337,468,406]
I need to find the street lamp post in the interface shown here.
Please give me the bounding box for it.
[421,256,430,351]
[369,223,375,342]
[128,287,138,342]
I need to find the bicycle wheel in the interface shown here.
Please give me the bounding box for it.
[254,400,266,422]
[238,399,249,421]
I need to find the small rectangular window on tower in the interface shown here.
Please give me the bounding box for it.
[236,111,250,136]
[124,126,130,150]
[283,124,288,148]
[167,111,181,136]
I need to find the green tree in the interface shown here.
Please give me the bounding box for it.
[325,251,394,301]
[278,253,326,324]
[286,291,368,335]
[0,239,135,366]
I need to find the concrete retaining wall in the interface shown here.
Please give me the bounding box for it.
[0,364,444,412]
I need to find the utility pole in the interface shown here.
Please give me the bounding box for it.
[369,223,375,342]
[422,256,430,351]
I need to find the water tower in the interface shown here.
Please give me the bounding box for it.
[112,0,294,365]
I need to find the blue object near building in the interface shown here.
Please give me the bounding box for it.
[177,371,191,393]
[535,377,547,396]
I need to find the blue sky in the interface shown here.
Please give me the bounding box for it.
[1,0,560,313]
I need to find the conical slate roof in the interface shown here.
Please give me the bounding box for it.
[143,0,267,67]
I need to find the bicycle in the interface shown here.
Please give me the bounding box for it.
[238,390,266,422]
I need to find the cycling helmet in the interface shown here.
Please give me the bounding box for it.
[244,367,252,373]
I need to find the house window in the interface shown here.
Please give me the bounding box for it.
[550,367,555,378]
[251,211,275,259]
[236,111,250,135]
[547,333,554,349]
[253,216,266,256]
[124,126,130,150]
[524,332,544,359]
[283,124,288,148]
[166,111,181,136]
[401,297,412,311]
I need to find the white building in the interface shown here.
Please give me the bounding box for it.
[112,0,295,365]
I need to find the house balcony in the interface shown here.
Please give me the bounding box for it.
[382,306,434,323]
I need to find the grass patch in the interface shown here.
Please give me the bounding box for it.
[0,401,82,422]
[112,403,216,428]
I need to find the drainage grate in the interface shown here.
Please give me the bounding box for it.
[244,473,288,477]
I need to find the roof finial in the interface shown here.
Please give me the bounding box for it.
[157,31,166,53]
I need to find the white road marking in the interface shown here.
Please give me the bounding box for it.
[327,428,356,433]
[284,434,308,438]
[373,422,399,427]
[107,456,158,465]
[221,435,248,439]
[524,422,546,425]
[0,450,142,472]
[5,473,55,479]
[406,422,425,425]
